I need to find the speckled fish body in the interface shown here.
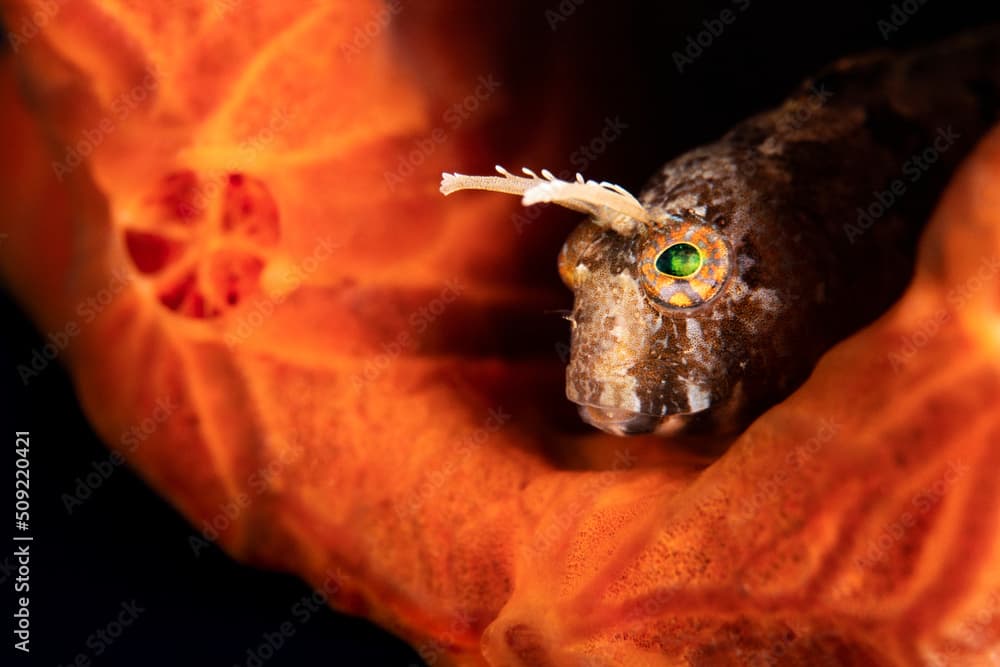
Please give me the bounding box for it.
[559,28,1000,435]
[442,28,1000,436]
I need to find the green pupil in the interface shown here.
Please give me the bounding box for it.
[655,243,702,277]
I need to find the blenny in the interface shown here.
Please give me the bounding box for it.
[442,28,1000,436]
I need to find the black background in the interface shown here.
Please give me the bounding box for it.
[3,1,999,665]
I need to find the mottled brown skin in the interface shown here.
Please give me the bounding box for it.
[564,27,1000,435]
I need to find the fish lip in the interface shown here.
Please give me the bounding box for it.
[575,403,706,436]
[576,404,663,436]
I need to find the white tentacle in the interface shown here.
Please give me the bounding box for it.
[440,165,652,235]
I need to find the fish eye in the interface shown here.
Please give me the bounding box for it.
[639,221,732,310]
[655,242,702,277]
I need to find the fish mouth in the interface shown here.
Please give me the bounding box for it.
[577,405,662,436]
[576,404,699,436]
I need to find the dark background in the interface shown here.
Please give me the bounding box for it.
[3,1,999,665]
